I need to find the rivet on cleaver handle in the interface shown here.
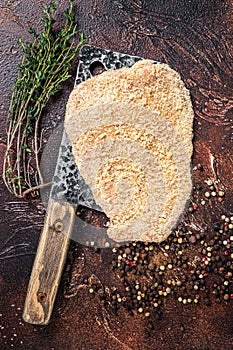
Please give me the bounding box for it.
[23,199,76,325]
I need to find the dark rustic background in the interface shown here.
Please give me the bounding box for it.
[0,1,232,349]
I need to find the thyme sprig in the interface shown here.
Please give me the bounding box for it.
[3,0,85,198]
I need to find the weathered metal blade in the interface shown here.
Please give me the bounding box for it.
[48,45,142,209]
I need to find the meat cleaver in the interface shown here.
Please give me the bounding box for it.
[23,45,142,325]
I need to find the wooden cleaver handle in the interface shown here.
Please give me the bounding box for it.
[23,198,76,325]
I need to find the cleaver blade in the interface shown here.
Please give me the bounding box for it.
[49,45,142,209]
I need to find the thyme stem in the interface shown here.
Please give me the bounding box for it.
[3,0,85,198]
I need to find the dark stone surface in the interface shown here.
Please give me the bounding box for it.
[0,1,232,349]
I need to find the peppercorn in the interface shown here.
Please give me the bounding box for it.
[223,294,229,301]
[204,298,211,306]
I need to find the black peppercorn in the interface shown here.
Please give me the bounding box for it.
[212,222,221,231]
[204,298,211,306]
